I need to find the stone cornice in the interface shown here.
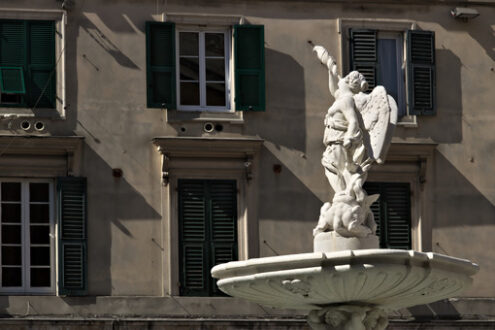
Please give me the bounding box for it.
[152,136,264,159]
[0,135,84,156]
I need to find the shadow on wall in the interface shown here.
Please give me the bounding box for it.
[83,145,161,295]
[244,48,306,153]
[433,151,495,228]
[395,49,462,143]
[79,15,140,70]
[437,14,495,62]
[258,146,322,256]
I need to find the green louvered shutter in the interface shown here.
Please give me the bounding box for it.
[0,67,25,94]
[57,177,88,296]
[234,25,265,111]
[179,179,237,296]
[146,22,176,109]
[28,20,55,108]
[179,180,208,296]
[350,29,377,91]
[364,182,411,249]
[407,30,435,115]
[363,182,382,239]
[0,20,26,105]
[209,180,237,295]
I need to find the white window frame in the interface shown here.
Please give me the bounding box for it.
[176,27,232,112]
[0,178,55,295]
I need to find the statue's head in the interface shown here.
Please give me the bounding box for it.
[342,71,368,93]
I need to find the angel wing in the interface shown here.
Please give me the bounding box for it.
[354,86,398,164]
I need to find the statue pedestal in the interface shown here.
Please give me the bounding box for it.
[314,232,379,252]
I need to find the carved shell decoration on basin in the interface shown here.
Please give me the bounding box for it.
[211,249,478,311]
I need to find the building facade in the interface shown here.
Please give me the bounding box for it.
[0,0,493,328]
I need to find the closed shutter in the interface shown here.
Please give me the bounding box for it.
[28,20,55,108]
[209,181,237,295]
[0,19,55,108]
[57,177,87,296]
[179,179,237,296]
[0,21,26,105]
[146,22,176,109]
[407,30,435,115]
[234,25,265,111]
[350,29,377,91]
[364,182,411,249]
[179,180,207,296]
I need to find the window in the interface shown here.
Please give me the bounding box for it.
[349,28,435,118]
[0,180,54,293]
[178,30,230,111]
[0,19,56,109]
[178,179,238,296]
[0,177,87,296]
[146,22,265,112]
[363,182,412,249]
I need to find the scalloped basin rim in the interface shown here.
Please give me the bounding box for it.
[211,249,479,279]
[211,249,479,311]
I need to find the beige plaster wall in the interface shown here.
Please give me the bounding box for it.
[0,0,493,314]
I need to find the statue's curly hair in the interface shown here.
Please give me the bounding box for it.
[344,71,368,93]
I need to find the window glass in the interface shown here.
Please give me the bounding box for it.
[377,35,406,117]
[178,30,228,110]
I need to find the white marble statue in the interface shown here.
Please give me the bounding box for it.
[312,46,397,241]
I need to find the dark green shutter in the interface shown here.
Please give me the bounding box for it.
[350,29,377,91]
[0,67,25,94]
[146,21,176,109]
[0,20,26,106]
[57,177,87,296]
[28,20,55,108]
[179,180,207,296]
[407,30,435,115]
[0,21,25,67]
[234,25,265,111]
[364,182,411,249]
[179,179,237,296]
[0,19,55,108]
[209,181,237,295]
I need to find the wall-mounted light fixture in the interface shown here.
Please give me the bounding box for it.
[451,7,480,20]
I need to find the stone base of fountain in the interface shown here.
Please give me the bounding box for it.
[314,232,379,252]
[211,249,478,329]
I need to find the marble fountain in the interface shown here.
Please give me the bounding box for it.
[211,46,478,330]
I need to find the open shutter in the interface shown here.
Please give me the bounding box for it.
[234,25,265,111]
[364,182,411,249]
[350,29,377,91]
[209,180,237,295]
[146,22,176,109]
[57,177,87,296]
[179,180,208,296]
[407,30,435,115]
[28,20,55,108]
[0,67,25,94]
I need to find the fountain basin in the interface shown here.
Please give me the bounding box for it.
[211,249,478,311]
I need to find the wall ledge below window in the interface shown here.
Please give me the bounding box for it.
[166,110,244,124]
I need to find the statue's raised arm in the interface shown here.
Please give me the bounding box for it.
[313,46,340,99]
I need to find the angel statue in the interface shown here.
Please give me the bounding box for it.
[312,45,397,240]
